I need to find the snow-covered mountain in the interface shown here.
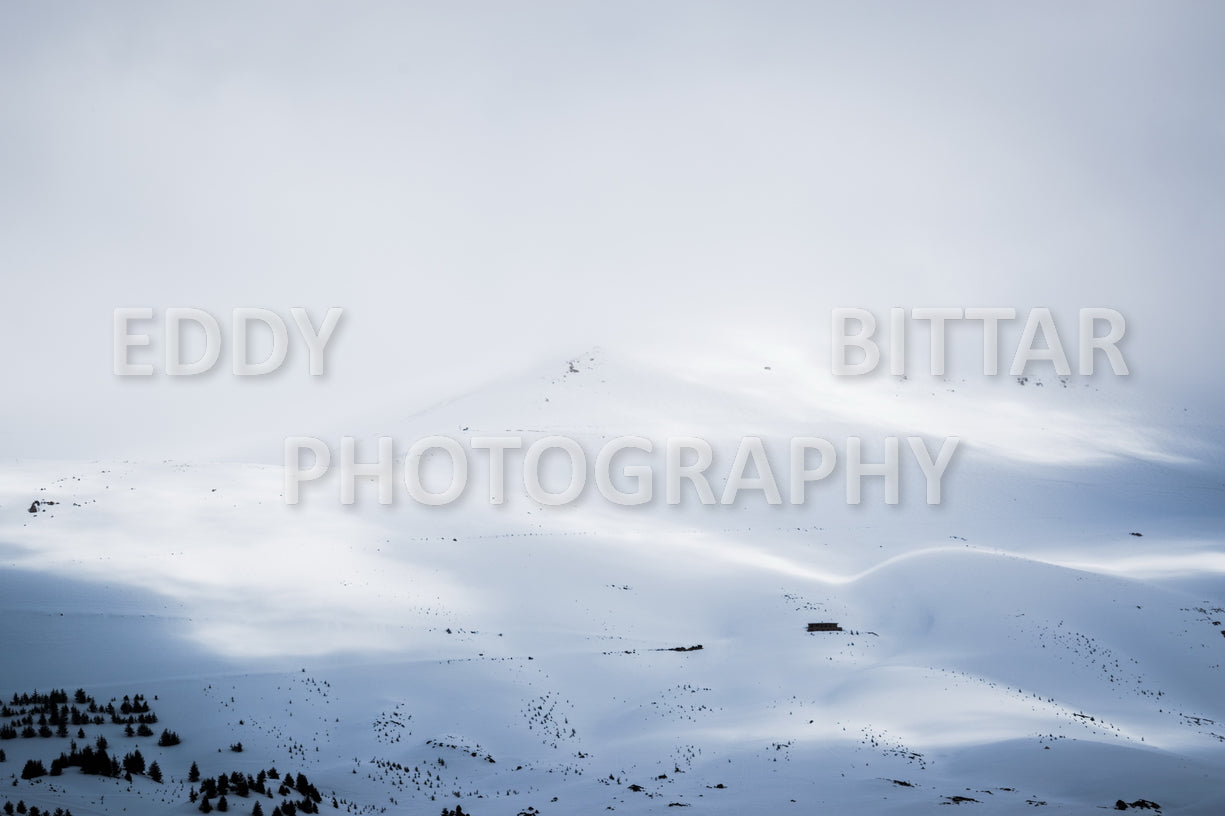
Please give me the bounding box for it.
[2,349,1222,815]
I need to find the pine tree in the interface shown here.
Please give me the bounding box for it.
[252,803,263,816]
[190,761,201,782]
[217,796,229,813]
[148,761,162,783]
[20,760,47,780]
[122,749,145,775]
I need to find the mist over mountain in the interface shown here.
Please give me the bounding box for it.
[2,3,1223,814]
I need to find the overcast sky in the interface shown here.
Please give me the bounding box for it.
[1,2,1222,462]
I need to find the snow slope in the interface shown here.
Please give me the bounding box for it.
[1,349,1222,815]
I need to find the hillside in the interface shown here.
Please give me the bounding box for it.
[2,351,1222,814]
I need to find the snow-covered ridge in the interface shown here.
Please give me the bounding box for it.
[1,351,1222,814]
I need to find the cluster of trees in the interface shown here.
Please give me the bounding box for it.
[1,801,74,816]
[117,695,151,716]
[115,713,159,727]
[6,690,84,708]
[2,688,341,816]
[13,725,180,784]
[2,686,179,812]
[46,740,116,777]
[17,736,166,781]
[1,724,67,740]
[3,690,97,726]
[196,798,311,815]
[255,800,317,816]
[190,767,324,816]
[3,710,94,739]
[1,691,161,740]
